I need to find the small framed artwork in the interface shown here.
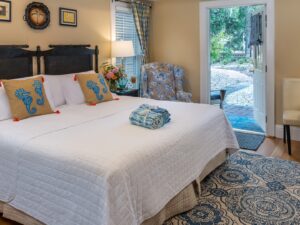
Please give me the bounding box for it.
[0,0,11,22]
[59,8,77,27]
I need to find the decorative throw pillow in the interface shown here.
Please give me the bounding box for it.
[2,77,54,120]
[76,74,113,105]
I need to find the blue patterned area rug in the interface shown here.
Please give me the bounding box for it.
[165,151,300,225]
[235,132,265,151]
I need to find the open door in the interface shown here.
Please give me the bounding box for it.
[251,10,267,133]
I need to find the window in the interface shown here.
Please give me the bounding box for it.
[114,3,142,89]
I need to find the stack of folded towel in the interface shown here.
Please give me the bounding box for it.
[129,104,171,129]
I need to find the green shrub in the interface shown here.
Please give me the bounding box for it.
[210,6,262,65]
[237,57,250,64]
[210,31,232,64]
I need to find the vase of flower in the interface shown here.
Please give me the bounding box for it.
[118,77,128,90]
[101,63,126,91]
[109,80,118,91]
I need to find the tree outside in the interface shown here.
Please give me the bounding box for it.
[210,5,264,107]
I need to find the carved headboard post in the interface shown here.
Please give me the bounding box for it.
[95,45,99,73]
[36,46,42,75]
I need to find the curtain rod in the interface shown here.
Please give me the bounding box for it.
[114,0,152,7]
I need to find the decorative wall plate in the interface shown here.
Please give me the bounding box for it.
[24,2,50,30]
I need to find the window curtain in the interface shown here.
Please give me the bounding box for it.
[131,1,151,65]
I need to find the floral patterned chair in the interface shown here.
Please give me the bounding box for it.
[141,63,192,102]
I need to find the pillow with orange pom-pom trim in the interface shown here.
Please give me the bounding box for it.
[76,74,113,105]
[2,76,54,120]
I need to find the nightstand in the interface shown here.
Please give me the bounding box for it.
[112,89,139,97]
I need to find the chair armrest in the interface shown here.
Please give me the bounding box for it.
[176,91,192,102]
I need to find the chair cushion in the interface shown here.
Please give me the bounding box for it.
[147,67,176,101]
[283,110,300,126]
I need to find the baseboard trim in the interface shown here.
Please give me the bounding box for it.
[275,124,300,141]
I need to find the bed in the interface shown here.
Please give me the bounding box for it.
[0,45,239,225]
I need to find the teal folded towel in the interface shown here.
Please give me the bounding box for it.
[130,104,171,129]
[139,104,171,124]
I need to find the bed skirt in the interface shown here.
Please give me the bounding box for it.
[0,150,228,225]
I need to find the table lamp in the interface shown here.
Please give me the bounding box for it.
[111,40,135,69]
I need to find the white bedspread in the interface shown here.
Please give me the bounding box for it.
[0,97,238,225]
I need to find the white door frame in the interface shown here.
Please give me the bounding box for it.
[200,0,275,136]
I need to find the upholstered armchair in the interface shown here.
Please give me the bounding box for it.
[141,63,192,102]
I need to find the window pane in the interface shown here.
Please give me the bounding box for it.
[115,6,142,89]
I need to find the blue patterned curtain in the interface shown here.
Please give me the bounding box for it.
[131,0,151,65]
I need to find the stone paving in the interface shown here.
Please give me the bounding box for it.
[211,64,264,133]
[225,85,253,107]
[211,66,254,107]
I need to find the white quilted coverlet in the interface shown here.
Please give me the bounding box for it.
[0,97,238,225]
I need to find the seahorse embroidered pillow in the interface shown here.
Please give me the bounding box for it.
[2,77,54,120]
[76,74,113,105]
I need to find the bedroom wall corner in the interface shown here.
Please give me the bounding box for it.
[150,0,300,125]
[149,0,201,103]
[0,0,112,73]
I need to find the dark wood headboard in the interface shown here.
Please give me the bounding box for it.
[37,45,99,75]
[0,45,35,79]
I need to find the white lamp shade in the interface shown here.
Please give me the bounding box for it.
[111,41,135,58]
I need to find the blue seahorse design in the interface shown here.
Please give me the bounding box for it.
[86,80,104,101]
[98,75,108,94]
[33,80,44,105]
[15,89,37,115]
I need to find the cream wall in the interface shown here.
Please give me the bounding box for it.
[275,0,300,124]
[150,0,300,124]
[150,0,200,102]
[0,0,111,67]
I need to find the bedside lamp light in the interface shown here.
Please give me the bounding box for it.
[111,40,135,68]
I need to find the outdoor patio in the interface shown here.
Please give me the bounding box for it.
[211,65,264,133]
[209,5,266,134]
[224,104,264,133]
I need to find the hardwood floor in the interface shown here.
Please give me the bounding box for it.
[0,218,19,225]
[1,137,299,225]
[257,137,300,162]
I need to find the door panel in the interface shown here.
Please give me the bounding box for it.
[252,11,266,132]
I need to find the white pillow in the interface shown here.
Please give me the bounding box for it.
[0,76,56,121]
[43,75,66,107]
[0,86,11,121]
[44,71,95,106]
[42,78,56,110]
[62,74,85,105]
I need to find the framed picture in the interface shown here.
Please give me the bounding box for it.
[59,8,77,27]
[0,0,11,22]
